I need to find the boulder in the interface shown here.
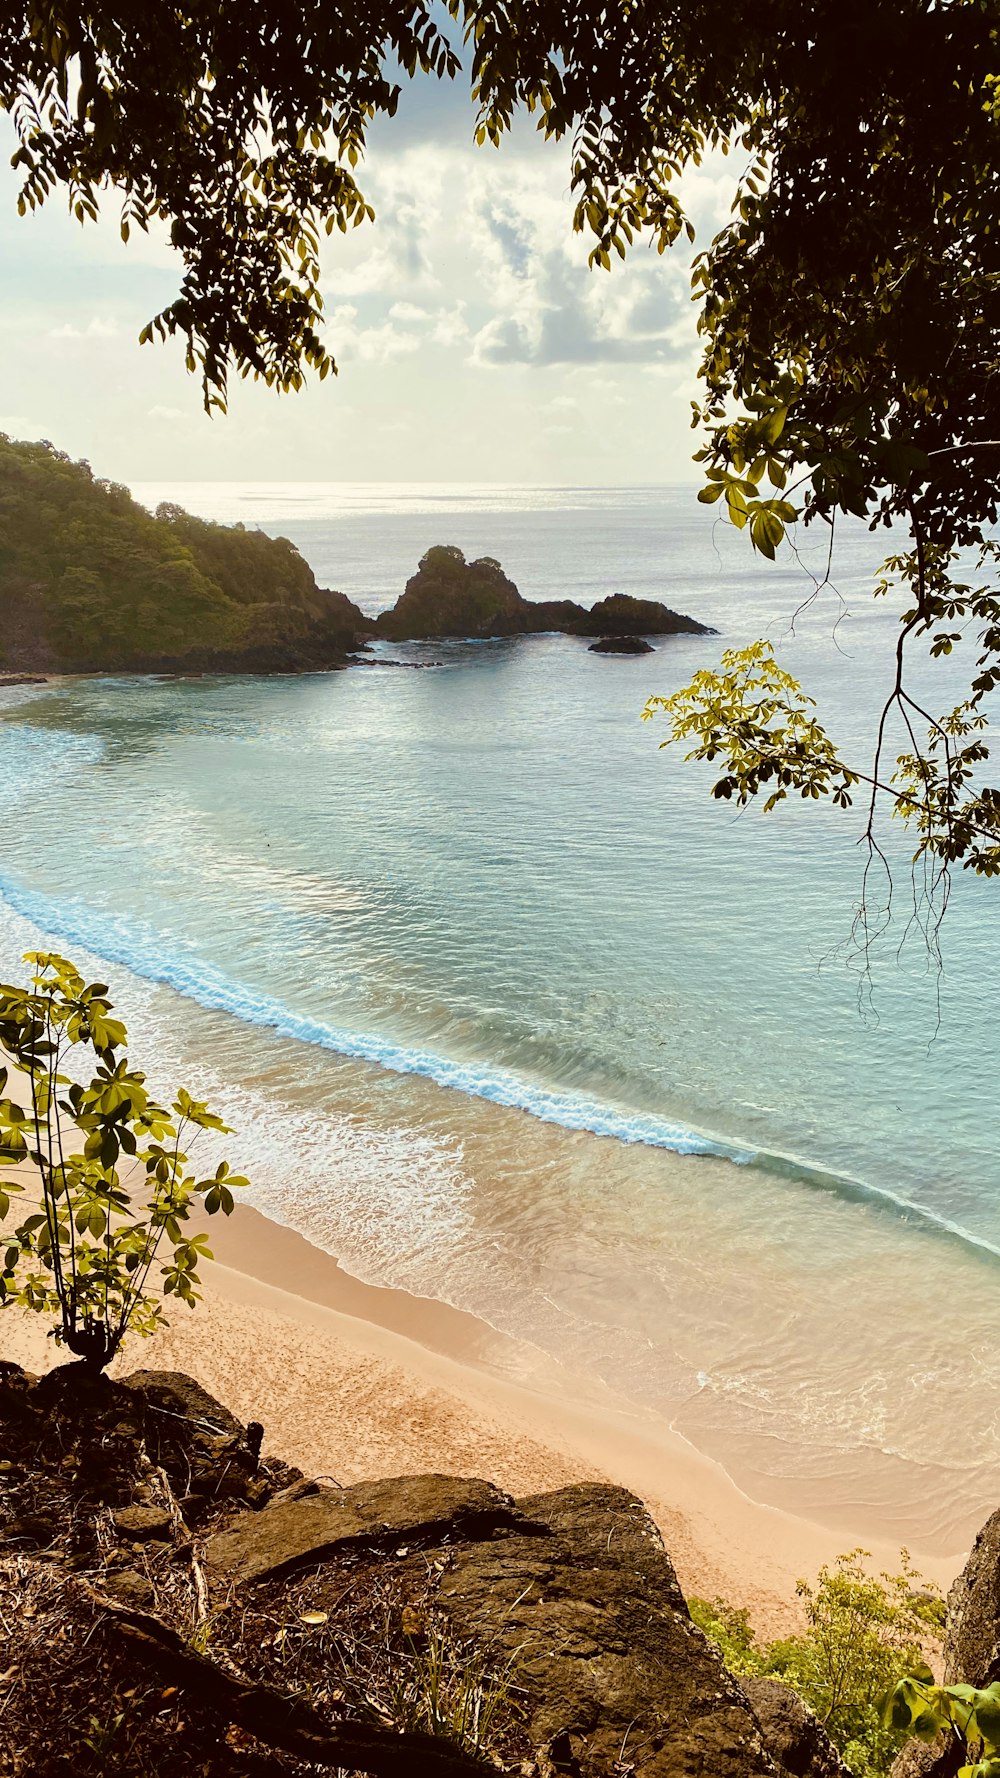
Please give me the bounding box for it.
[203,1471,779,1774]
[205,1473,528,1588]
[121,1370,247,1444]
[101,1568,156,1609]
[589,634,655,654]
[741,1677,848,1778]
[890,1735,962,1778]
[885,1508,1000,1778]
[435,1482,776,1778]
[113,1504,174,1542]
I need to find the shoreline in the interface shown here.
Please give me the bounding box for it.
[0,1196,966,1633]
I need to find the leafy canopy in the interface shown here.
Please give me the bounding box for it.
[0,950,248,1368]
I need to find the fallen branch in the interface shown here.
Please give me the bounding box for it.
[78,1582,498,1778]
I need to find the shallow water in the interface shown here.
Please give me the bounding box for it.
[1,482,997,1551]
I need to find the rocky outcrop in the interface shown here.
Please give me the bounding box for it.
[943,1505,1000,1685]
[376,546,530,640]
[589,635,655,654]
[205,1473,530,1587]
[885,1510,1000,1778]
[741,1678,848,1778]
[374,544,713,644]
[581,593,705,637]
[0,1361,796,1778]
[889,1735,963,1778]
[205,1468,778,1778]
[432,1481,775,1778]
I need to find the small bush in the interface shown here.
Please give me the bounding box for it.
[690,1550,944,1778]
[0,950,247,1368]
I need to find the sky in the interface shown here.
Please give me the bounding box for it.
[0,65,735,485]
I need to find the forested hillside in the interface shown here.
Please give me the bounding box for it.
[0,437,364,672]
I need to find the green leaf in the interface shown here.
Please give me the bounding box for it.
[759,407,788,445]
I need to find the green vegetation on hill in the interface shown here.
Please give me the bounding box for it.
[0,436,363,671]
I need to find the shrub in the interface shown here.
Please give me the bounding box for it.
[690,1550,944,1778]
[0,951,247,1368]
[418,544,466,575]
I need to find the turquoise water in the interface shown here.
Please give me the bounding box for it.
[1,482,998,1547]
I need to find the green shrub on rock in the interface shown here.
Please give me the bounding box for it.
[691,1550,944,1778]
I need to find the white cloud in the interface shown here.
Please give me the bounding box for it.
[327,302,421,364]
[50,316,120,340]
[148,405,185,421]
[459,158,693,370]
[322,146,446,303]
[389,301,432,323]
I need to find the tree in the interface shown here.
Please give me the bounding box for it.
[0,951,247,1368]
[0,2,461,411]
[5,3,1000,912]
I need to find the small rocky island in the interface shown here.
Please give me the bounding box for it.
[589,635,655,654]
[373,544,713,644]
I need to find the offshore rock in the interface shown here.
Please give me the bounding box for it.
[376,545,529,640]
[581,592,710,636]
[374,544,713,643]
[589,634,655,654]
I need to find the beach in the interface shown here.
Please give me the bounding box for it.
[0,483,995,1639]
[0,1197,961,1636]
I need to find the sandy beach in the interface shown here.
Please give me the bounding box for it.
[0,1196,962,1635]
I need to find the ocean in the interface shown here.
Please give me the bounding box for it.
[1,481,997,1553]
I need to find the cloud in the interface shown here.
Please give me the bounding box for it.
[0,414,40,438]
[327,302,421,364]
[461,160,693,369]
[315,134,701,380]
[148,405,185,421]
[49,316,120,340]
[323,146,446,303]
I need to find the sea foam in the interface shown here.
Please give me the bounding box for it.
[0,871,750,1162]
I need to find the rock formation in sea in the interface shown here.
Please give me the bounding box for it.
[374,544,713,642]
[588,634,656,654]
[1,1359,841,1778]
